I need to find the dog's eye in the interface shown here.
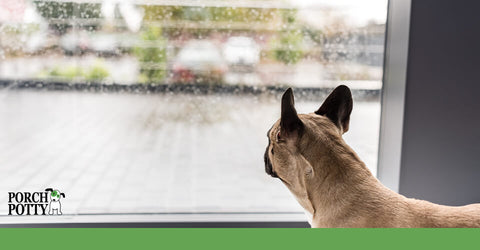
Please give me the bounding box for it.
[276,131,281,142]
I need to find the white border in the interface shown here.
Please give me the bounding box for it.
[377,0,411,192]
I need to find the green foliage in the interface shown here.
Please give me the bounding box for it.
[33,1,101,18]
[0,23,41,35]
[142,6,184,21]
[142,6,277,22]
[86,63,110,81]
[40,62,109,82]
[33,2,101,34]
[142,6,279,38]
[47,66,82,80]
[134,26,167,83]
[272,30,304,65]
[272,10,304,65]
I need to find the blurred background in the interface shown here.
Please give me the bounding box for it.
[0,0,387,217]
[0,0,386,87]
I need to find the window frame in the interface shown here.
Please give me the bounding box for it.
[0,0,410,227]
[377,0,411,193]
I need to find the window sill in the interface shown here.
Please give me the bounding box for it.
[0,213,309,228]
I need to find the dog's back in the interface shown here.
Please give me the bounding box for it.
[367,190,480,228]
[405,199,480,228]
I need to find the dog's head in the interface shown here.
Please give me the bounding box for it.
[264,85,352,203]
[45,188,65,202]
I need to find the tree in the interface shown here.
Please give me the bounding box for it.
[33,1,102,35]
[272,9,304,64]
[134,25,167,83]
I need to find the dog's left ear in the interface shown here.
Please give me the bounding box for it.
[280,88,304,138]
[315,85,353,133]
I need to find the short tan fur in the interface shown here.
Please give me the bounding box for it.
[264,86,480,228]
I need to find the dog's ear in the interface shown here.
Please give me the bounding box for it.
[45,188,53,192]
[315,85,353,133]
[281,88,304,138]
[60,193,65,198]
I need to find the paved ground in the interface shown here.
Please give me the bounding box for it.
[0,90,380,216]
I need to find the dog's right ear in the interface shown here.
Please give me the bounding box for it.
[315,85,353,133]
[280,88,304,138]
[45,188,53,192]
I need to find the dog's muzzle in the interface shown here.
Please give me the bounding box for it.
[264,147,278,178]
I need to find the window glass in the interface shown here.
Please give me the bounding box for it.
[0,0,387,216]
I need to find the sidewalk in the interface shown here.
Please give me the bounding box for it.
[0,90,380,216]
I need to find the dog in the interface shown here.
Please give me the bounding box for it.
[264,85,480,228]
[45,188,65,215]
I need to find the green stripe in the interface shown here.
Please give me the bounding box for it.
[0,228,477,249]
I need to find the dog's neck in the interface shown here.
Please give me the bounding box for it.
[299,136,389,227]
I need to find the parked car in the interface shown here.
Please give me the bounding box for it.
[171,40,227,84]
[60,31,119,56]
[222,36,260,71]
[89,33,119,56]
[59,31,90,55]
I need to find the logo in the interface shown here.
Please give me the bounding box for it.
[8,188,66,216]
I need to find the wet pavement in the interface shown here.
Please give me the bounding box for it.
[0,90,380,215]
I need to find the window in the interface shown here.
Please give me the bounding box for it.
[0,0,388,222]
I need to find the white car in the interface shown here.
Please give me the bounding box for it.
[89,33,118,55]
[171,40,227,84]
[223,36,260,69]
[60,31,90,55]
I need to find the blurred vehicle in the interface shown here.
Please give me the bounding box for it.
[89,33,119,56]
[24,32,48,53]
[60,31,119,56]
[222,36,260,72]
[171,40,227,84]
[60,31,89,55]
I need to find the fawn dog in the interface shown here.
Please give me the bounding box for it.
[264,85,480,227]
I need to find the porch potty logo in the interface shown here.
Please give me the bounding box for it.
[8,188,65,215]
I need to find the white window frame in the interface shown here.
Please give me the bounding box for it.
[377,0,411,192]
